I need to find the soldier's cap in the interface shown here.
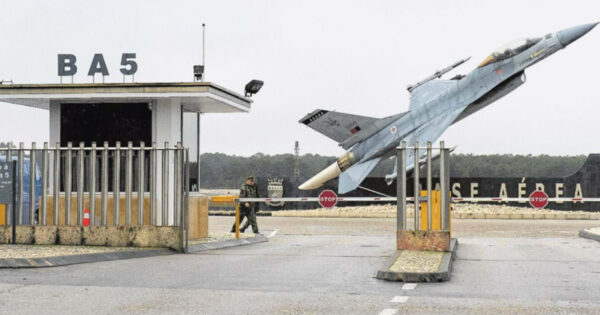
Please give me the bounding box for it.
[246,176,255,181]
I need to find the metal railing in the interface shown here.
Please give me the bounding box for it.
[0,142,189,229]
[396,141,451,232]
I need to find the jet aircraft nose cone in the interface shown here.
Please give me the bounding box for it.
[557,22,598,47]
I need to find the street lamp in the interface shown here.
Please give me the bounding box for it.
[244,79,264,97]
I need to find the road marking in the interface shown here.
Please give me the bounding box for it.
[267,229,279,238]
[402,283,417,290]
[391,296,409,303]
[378,309,398,315]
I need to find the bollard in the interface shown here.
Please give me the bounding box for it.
[235,202,240,239]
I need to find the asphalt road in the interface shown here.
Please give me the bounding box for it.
[0,217,599,314]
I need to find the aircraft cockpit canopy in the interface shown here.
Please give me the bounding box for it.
[478,37,542,68]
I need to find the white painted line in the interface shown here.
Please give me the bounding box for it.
[378,309,399,315]
[391,296,409,303]
[402,283,417,290]
[267,229,279,238]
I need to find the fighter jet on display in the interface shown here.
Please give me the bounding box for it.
[298,23,598,194]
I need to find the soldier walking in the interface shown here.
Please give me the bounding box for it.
[231,176,260,234]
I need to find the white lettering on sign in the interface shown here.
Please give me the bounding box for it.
[470,182,478,201]
[574,183,583,203]
[535,183,545,192]
[518,182,527,203]
[556,183,564,204]
[452,183,461,198]
[498,183,507,202]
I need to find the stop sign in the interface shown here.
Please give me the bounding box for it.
[529,190,549,209]
[319,190,338,208]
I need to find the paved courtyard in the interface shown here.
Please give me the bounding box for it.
[0,216,599,314]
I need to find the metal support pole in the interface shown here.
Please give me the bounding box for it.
[29,142,36,225]
[150,142,157,225]
[77,142,84,225]
[5,145,11,226]
[113,141,120,225]
[125,142,133,225]
[413,141,420,231]
[41,142,48,225]
[426,141,432,231]
[440,141,449,230]
[89,142,97,226]
[162,142,169,225]
[17,142,24,225]
[173,143,181,226]
[101,142,108,226]
[53,143,60,225]
[184,148,189,252]
[397,141,407,231]
[65,142,72,225]
[137,142,145,225]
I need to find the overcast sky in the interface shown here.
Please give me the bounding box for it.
[1,0,599,157]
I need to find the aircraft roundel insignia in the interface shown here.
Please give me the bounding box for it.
[390,126,397,134]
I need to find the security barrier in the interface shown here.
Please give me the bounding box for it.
[0,142,190,252]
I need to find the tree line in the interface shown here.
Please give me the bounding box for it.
[199,152,587,188]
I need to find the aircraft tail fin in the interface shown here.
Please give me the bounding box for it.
[338,157,382,194]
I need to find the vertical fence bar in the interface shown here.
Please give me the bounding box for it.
[77,142,84,225]
[17,142,24,225]
[439,141,448,230]
[101,142,108,226]
[426,141,432,231]
[113,141,120,225]
[184,148,189,252]
[413,141,420,231]
[41,142,48,225]
[89,142,97,226]
[137,142,145,225]
[65,142,72,225]
[162,142,169,225]
[442,144,451,231]
[173,143,181,226]
[397,141,407,232]
[2,145,9,225]
[53,143,60,225]
[125,142,133,226]
[29,142,36,225]
[150,142,157,225]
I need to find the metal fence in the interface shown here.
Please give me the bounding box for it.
[396,141,451,232]
[0,142,189,229]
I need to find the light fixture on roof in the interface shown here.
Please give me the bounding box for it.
[244,79,264,97]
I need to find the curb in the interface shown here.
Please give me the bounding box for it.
[0,248,175,269]
[579,229,600,242]
[270,212,600,220]
[188,233,269,253]
[376,238,458,282]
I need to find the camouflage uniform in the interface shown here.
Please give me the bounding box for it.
[231,182,260,233]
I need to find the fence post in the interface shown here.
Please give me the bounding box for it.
[17,142,24,225]
[53,143,60,225]
[65,142,72,225]
[235,201,240,240]
[89,142,97,226]
[413,141,420,230]
[426,141,432,231]
[113,141,121,225]
[29,142,36,225]
[77,142,84,225]
[137,142,145,225]
[101,142,108,226]
[397,141,407,232]
[162,142,169,225]
[125,142,133,226]
[440,141,449,230]
[41,142,48,225]
[150,142,157,225]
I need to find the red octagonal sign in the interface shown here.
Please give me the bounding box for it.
[319,190,338,208]
[529,190,549,209]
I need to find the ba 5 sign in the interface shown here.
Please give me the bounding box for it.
[58,53,137,77]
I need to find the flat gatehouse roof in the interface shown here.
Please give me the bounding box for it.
[0,82,252,113]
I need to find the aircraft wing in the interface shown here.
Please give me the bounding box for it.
[409,80,456,110]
